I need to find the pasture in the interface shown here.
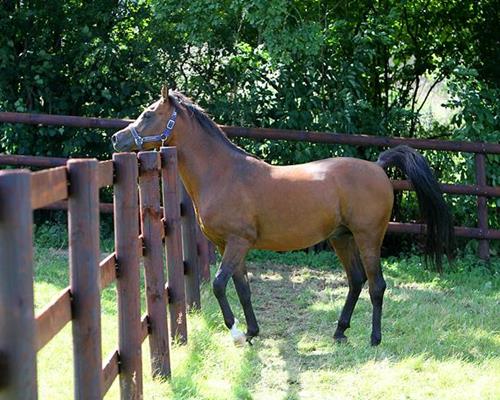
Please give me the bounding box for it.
[35,242,499,400]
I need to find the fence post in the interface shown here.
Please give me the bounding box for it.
[138,151,170,378]
[113,153,143,399]
[475,154,490,261]
[67,159,102,399]
[180,184,201,309]
[196,224,211,282]
[0,170,37,399]
[160,147,187,343]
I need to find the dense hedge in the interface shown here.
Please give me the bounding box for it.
[1,0,499,255]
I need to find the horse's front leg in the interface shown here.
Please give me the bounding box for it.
[232,265,259,343]
[212,236,251,345]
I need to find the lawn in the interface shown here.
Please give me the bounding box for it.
[34,247,499,400]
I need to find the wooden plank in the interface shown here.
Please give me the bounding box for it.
[98,160,114,188]
[101,350,120,397]
[475,154,490,260]
[68,159,103,399]
[141,314,150,343]
[31,166,68,209]
[138,151,171,377]
[180,184,201,309]
[160,147,188,343]
[196,224,211,282]
[99,253,117,290]
[40,200,114,213]
[113,152,143,399]
[0,153,67,168]
[0,170,37,399]
[35,287,72,351]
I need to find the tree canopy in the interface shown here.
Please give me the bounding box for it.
[1,0,499,249]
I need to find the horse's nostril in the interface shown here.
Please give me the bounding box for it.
[112,134,117,144]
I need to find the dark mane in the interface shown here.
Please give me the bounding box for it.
[168,90,256,158]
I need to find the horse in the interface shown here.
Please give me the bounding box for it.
[111,86,455,346]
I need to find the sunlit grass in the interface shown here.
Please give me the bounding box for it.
[34,248,499,399]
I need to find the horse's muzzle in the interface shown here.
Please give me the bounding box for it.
[111,129,134,152]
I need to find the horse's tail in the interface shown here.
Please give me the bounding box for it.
[376,145,455,271]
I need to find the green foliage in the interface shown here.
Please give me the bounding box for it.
[1,0,499,254]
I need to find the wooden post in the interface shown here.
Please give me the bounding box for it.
[67,159,102,399]
[0,170,37,399]
[113,153,143,398]
[196,223,211,282]
[160,147,187,343]
[138,151,170,378]
[475,154,490,261]
[180,184,201,309]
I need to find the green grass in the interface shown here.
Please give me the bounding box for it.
[34,248,499,400]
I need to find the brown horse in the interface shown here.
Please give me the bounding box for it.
[112,86,454,346]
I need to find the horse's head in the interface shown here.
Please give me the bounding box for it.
[111,85,178,151]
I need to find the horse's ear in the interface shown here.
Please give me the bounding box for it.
[161,84,169,101]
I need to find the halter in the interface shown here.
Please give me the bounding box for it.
[129,109,178,149]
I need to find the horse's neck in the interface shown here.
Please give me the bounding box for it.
[174,118,246,203]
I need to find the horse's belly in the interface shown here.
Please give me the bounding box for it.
[253,211,338,251]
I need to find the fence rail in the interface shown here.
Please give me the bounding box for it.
[0,148,211,399]
[0,111,498,260]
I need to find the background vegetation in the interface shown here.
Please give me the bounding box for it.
[1,0,499,255]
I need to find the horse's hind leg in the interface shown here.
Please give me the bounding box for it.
[353,231,387,346]
[232,264,259,341]
[329,235,367,342]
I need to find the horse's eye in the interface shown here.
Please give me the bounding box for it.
[144,112,153,119]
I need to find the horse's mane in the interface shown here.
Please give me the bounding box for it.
[168,90,257,159]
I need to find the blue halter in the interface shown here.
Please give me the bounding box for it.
[129,109,177,149]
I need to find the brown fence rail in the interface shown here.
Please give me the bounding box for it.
[0,111,498,260]
[0,148,211,399]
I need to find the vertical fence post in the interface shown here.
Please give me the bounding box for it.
[180,184,201,309]
[67,159,102,399]
[475,154,490,261]
[113,153,143,398]
[195,224,211,282]
[0,170,37,399]
[160,147,187,343]
[138,151,170,378]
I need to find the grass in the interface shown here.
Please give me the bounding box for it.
[34,247,499,400]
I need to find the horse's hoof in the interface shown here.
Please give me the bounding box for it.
[334,333,348,344]
[230,319,247,346]
[233,334,247,347]
[370,335,381,346]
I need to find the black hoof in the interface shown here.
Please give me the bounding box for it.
[370,335,381,346]
[334,333,348,344]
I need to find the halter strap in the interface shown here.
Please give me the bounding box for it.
[130,109,177,149]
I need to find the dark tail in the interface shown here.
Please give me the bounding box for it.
[377,145,455,271]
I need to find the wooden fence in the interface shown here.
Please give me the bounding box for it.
[0,110,499,261]
[0,148,212,399]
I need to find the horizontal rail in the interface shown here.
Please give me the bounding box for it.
[0,111,132,130]
[223,126,500,154]
[392,180,500,197]
[35,287,72,351]
[0,154,67,168]
[98,160,114,188]
[99,253,117,290]
[387,222,500,240]
[101,350,119,397]
[31,166,68,209]
[1,111,499,154]
[40,200,114,213]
